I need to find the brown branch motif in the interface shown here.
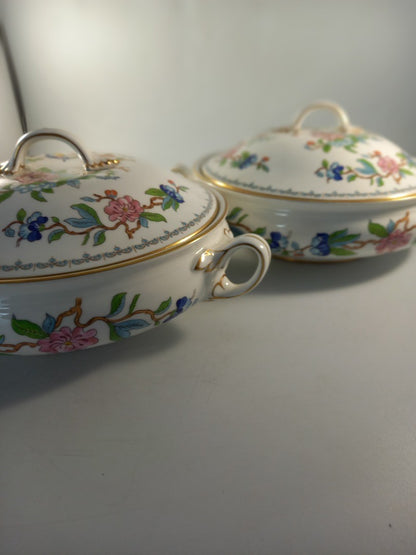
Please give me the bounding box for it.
[0,291,197,355]
[315,150,415,186]
[227,207,416,259]
[2,181,188,247]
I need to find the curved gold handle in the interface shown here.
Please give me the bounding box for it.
[195,233,271,300]
[291,102,351,134]
[0,128,105,175]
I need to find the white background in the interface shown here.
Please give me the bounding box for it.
[1,1,416,554]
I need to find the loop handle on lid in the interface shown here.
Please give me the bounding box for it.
[291,102,351,134]
[0,128,111,175]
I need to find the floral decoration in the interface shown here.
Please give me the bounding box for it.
[227,206,416,259]
[315,150,416,186]
[220,150,270,172]
[16,211,49,242]
[0,157,124,204]
[2,180,189,247]
[0,291,197,354]
[305,132,370,153]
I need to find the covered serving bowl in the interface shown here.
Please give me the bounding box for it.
[188,102,416,262]
[0,129,270,355]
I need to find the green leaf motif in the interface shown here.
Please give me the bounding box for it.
[11,317,48,339]
[228,207,242,220]
[329,229,348,241]
[0,190,13,204]
[128,294,140,314]
[52,216,60,223]
[328,229,361,245]
[254,227,267,236]
[108,323,122,341]
[31,190,47,202]
[16,208,26,222]
[368,221,389,238]
[400,168,413,176]
[322,159,329,169]
[71,203,102,225]
[323,144,331,153]
[155,297,172,315]
[93,230,106,246]
[145,188,166,197]
[82,233,90,246]
[330,247,356,256]
[347,174,357,182]
[162,197,173,211]
[48,229,65,243]
[109,292,126,316]
[140,212,167,222]
[356,158,376,175]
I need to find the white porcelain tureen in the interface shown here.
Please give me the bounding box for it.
[0,129,270,355]
[188,102,416,262]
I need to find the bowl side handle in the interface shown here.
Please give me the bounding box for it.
[194,233,271,300]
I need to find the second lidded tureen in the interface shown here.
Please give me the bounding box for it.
[0,129,270,355]
[188,101,416,262]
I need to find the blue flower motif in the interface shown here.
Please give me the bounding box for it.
[4,227,15,237]
[66,179,81,188]
[326,162,344,181]
[16,181,57,193]
[238,154,258,169]
[310,233,330,256]
[269,231,289,252]
[18,212,49,242]
[229,225,245,237]
[176,296,191,314]
[160,184,184,203]
[330,137,354,148]
[163,296,194,323]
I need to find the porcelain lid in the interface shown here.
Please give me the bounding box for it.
[198,102,416,203]
[0,129,218,282]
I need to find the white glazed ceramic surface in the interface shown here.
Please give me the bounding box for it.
[0,129,220,280]
[0,130,271,355]
[193,102,416,261]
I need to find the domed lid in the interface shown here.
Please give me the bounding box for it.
[197,102,416,203]
[0,129,218,282]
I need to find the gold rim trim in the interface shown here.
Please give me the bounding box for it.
[195,156,416,204]
[0,190,225,284]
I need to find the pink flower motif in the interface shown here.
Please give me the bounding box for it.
[15,171,56,184]
[38,326,99,353]
[375,230,412,254]
[104,195,144,223]
[377,155,400,175]
[312,131,344,141]
[222,142,244,160]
